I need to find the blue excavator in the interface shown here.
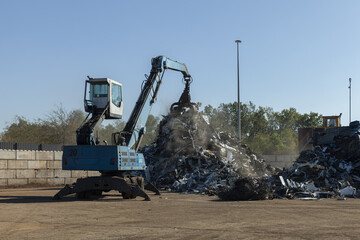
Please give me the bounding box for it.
[53,56,196,200]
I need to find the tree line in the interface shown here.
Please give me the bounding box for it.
[0,105,159,147]
[202,102,322,154]
[0,102,322,154]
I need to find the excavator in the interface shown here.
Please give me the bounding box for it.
[53,56,196,200]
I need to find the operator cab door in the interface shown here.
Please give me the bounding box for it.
[109,80,123,119]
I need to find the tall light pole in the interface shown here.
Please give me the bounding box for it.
[235,40,242,142]
[349,77,352,124]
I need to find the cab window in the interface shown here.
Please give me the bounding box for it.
[325,118,337,127]
[112,84,122,107]
[92,84,108,98]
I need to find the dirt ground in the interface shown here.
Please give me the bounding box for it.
[0,188,359,240]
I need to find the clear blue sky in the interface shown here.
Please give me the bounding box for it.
[1,0,360,131]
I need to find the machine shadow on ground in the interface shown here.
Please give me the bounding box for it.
[0,193,148,204]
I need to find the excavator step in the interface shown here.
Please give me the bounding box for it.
[53,175,159,201]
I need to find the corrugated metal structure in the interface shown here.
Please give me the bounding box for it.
[0,142,63,151]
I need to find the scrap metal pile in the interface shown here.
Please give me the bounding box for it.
[274,122,360,199]
[277,144,360,199]
[141,110,276,199]
[141,110,360,200]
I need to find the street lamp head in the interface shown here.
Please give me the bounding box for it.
[235,40,242,43]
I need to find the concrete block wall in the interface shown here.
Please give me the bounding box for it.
[0,149,298,186]
[262,155,298,169]
[0,149,100,187]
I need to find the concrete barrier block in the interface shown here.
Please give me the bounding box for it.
[268,162,282,168]
[269,161,294,169]
[16,169,35,179]
[71,171,88,178]
[47,160,62,169]
[17,160,28,169]
[47,160,54,169]
[36,151,54,161]
[262,155,276,163]
[54,170,71,178]
[35,169,54,178]
[276,155,289,162]
[8,179,28,186]
[0,160,7,169]
[0,150,16,160]
[54,161,62,169]
[87,171,101,177]
[7,160,16,169]
[0,170,15,179]
[8,160,28,169]
[47,178,65,185]
[284,162,295,169]
[286,156,296,163]
[28,160,47,169]
[29,178,47,185]
[263,155,298,164]
[16,150,35,160]
[0,179,7,186]
[65,178,77,185]
[54,151,63,160]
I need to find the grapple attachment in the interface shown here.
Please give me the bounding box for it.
[170,77,197,114]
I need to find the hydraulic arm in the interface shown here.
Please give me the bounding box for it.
[113,56,196,151]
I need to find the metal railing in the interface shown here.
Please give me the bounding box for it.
[0,142,63,151]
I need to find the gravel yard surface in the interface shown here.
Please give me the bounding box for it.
[0,188,359,240]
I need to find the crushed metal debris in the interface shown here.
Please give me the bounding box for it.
[277,145,360,199]
[140,111,360,200]
[141,110,276,200]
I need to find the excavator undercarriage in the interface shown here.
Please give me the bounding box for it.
[53,174,160,200]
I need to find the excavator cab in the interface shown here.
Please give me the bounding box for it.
[84,77,123,119]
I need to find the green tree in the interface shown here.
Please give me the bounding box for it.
[297,112,322,128]
[202,102,322,155]
[2,105,86,145]
[93,114,159,146]
[2,116,43,143]
[43,106,85,145]
[94,120,126,144]
[141,114,160,147]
